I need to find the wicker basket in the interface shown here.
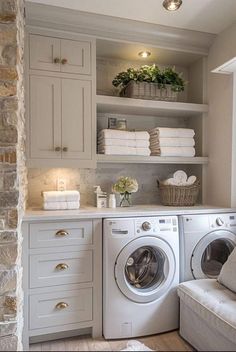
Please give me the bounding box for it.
[157,180,200,206]
[122,81,178,101]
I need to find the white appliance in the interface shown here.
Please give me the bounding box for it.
[179,213,236,282]
[103,216,179,339]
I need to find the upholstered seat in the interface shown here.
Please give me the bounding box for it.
[178,279,236,351]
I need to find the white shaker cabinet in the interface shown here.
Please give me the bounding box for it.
[30,34,91,75]
[22,219,102,348]
[27,30,96,168]
[29,75,93,163]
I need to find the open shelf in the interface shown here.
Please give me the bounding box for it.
[97,154,208,165]
[96,95,208,117]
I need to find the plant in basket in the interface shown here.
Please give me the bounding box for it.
[112,64,186,101]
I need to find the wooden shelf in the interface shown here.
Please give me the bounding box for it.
[96,95,208,117]
[97,154,208,165]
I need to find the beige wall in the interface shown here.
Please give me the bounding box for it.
[206,23,236,206]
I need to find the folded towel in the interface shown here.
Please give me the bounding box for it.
[151,147,195,157]
[98,146,151,156]
[99,129,149,140]
[149,127,195,138]
[43,191,80,202]
[150,137,195,147]
[98,138,150,148]
[44,201,80,210]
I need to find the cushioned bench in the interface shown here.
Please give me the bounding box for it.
[177,248,236,351]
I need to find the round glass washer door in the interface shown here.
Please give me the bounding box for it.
[115,236,176,303]
[191,230,236,279]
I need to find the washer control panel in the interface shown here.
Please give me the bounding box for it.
[135,216,178,234]
[209,213,236,229]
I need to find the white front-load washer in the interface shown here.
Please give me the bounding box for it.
[179,213,236,282]
[103,216,179,339]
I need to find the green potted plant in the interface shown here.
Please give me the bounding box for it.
[112,64,185,101]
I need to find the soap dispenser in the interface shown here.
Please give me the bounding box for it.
[94,186,107,208]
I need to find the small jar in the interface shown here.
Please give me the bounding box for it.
[109,194,116,208]
[116,119,127,130]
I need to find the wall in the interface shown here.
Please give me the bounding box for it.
[0,0,26,350]
[206,23,236,206]
[27,165,201,208]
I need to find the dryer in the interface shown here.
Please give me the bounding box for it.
[179,213,236,282]
[103,216,179,339]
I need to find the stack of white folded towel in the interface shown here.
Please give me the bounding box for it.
[98,129,151,156]
[149,127,195,157]
[43,191,80,210]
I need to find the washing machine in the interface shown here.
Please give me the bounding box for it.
[103,216,179,339]
[179,213,236,282]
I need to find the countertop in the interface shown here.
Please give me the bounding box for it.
[23,205,236,222]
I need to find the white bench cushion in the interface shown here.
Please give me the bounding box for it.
[218,247,236,293]
[178,279,236,344]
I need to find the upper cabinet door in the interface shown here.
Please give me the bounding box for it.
[61,79,92,160]
[60,39,91,75]
[29,75,62,159]
[29,35,61,72]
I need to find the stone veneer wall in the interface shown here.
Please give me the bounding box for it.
[0,0,26,350]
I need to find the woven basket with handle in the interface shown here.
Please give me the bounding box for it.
[157,180,200,206]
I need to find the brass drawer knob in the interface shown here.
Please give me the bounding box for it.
[56,263,69,271]
[62,147,68,152]
[53,57,60,64]
[56,302,69,310]
[55,147,61,152]
[55,230,69,237]
[61,58,68,65]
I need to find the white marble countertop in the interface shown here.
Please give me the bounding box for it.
[23,205,236,222]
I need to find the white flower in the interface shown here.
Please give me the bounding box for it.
[112,176,138,194]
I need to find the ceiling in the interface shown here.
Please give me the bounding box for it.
[27,0,236,34]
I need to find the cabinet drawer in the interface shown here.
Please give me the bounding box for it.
[30,250,92,288]
[29,288,92,329]
[29,221,93,248]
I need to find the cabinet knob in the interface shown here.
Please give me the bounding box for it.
[56,263,69,271]
[53,57,60,64]
[61,58,68,65]
[55,230,69,237]
[63,147,68,152]
[55,147,61,152]
[56,302,69,310]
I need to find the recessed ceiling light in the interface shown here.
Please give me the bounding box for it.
[138,51,151,58]
[163,0,182,11]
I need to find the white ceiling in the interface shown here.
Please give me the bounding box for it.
[27,0,236,34]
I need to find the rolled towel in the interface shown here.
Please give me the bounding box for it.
[149,127,195,138]
[98,138,150,148]
[98,146,151,156]
[99,129,150,140]
[151,147,195,157]
[150,137,195,147]
[44,201,80,210]
[186,175,197,185]
[43,190,80,202]
[173,170,188,185]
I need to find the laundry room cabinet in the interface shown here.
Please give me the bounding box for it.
[26,30,96,168]
[29,75,92,161]
[29,34,91,75]
[22,218,102,348]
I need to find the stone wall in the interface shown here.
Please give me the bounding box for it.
[0,0,26,350]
